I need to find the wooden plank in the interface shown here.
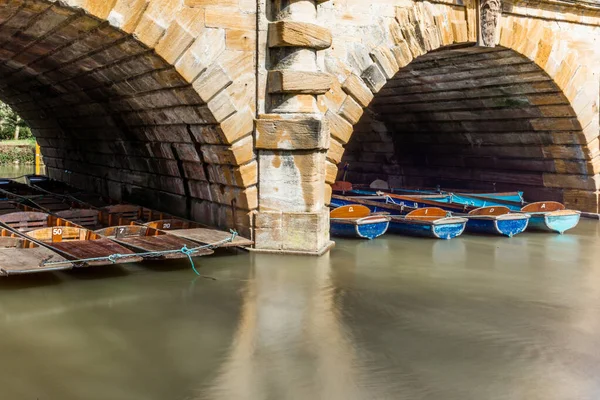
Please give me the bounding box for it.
[50,239,143,267]
[166,228,253,247]
[522,201,565,212]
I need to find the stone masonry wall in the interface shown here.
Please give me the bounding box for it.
[0,0,257,236]
[317,0,600,212]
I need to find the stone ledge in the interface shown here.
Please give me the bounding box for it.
[256,114,330,150]
[267,70,332,94]
[268,21,332,49]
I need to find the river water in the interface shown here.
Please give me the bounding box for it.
[1,166,600,399]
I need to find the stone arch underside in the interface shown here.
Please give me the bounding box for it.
[0,0,257,236]
[321,0,600,213]
[341,45,597,210]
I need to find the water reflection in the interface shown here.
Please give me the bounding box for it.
[204,253,367,400]
[0,221,599,399]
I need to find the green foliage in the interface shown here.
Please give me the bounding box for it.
[0,145,34,164]
[0,101,32,141]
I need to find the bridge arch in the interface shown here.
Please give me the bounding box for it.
[320,0,600,211]
[0,0,257,235]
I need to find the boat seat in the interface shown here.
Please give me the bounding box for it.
[404,207,447,222]
[521,201,565,213]
[330,205,371,219]
[468,206,510,216]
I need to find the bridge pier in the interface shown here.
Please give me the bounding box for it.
[253,0,334,254]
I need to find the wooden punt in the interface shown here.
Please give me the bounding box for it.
[388,208,467,239]
[23,175,113,208]
[330,205,390,239]
[0,179,78,212]
[0,229,74,276]
[144,219,253,248]
[97,204,252,248]
[463,206,530,237]
[0,212,142,267]
[94,225,213,259]
[520,202,580,234]
[22,180,253,249]
[331,194,414,215]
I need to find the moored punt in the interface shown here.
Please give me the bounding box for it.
[463,206,530,237]
[0,228,74,276]
[520,202,580,234]
[0,211,142,267]
[23,175,114,208]
[388,208,467,239]
[444,193,524,211]
[347,192,472,213]
[331,194,413,215]
[144,219,253,248]
[94,225,214,259]
[330,205,390,239]
[98,204,253,248]
[0,179,78,212]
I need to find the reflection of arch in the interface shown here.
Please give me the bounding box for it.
[322,1,600,211]
[204,254,367,398]
[0,0,257,235]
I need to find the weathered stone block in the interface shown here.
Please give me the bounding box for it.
[327,138,345,164]
[175,28,226,82]
[267,70,332,94]
[281,210,329,252]
[268,21,332,49]
[342,74,374,107]
[201,135,254,165]
[220,108,254,144]
[258,150,326,212]
[155,21,194,64]
[361,64,387,93]
[256,114,329,150]
[207,91,237,123]
[326,110,353,144]
[371,46,400,79]
[193,65,232,103]
[205,8,255,30]
[338,96,363,125]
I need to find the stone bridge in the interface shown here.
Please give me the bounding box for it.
[0,0,598,254]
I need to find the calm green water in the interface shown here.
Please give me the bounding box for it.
[1,165,600,399]
[0,219,600,399]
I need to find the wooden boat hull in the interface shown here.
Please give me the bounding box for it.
[95,226,213,260]
[446,194,523,211]
[388,217,467,239]
[526,211,580,234]
[144,219,253,248]
[0,236,73,276]
[465,214,530,237]
[331,195,411,215]
[330,217,390,239]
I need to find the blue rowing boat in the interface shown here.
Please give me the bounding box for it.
[520,202,580,234]
[388,208,467,239]
[330,205,390,239]
[463,206,530,237]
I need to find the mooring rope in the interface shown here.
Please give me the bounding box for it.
[40,230,238,276]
